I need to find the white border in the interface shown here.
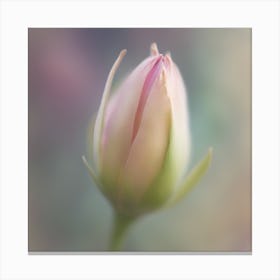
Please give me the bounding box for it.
[1,0,279,279]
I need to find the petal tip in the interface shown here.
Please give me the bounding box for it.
[150,42,159,56]
[119,49,127,58]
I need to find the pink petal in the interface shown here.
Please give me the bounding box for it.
[118,69,171,200]
[100,56,158,187]
[132,56,164,142]
[92,50,126,174]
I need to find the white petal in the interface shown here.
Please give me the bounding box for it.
[141,58,191,208]
[166,58,191,186]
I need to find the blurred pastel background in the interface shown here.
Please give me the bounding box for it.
[28,28,251,252]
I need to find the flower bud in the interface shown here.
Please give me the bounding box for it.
[83,43,212,217]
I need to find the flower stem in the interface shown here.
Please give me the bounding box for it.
[109,212,134,251]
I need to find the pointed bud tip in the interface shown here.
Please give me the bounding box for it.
[150,42,159,56]
[119,49,127,58]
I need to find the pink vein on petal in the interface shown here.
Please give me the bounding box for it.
[131,56,164,142]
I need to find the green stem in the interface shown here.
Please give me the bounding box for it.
[109,212,134,251]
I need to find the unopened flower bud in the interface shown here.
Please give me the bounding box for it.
[83,43,212,218]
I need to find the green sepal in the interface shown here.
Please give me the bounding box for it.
[82,155,100,188]
[168,147,213,206]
